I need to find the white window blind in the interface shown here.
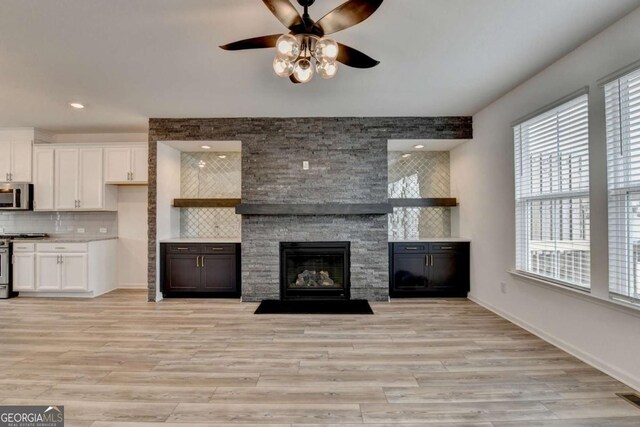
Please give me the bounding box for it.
[605,67,640,303]
[514,94,591,288]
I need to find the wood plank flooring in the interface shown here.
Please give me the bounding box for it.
[0,289,638,426]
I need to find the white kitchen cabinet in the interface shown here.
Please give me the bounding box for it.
[54,147,116,211]
[27,240,116,296]
[0,140,32,182]
[12,253,35,290]
[33,147,55,210]
[36,253,62,290]
[54,148,79,210]
[60,253,88,291]
[78,148,104,209]
[104,146,148,184]
[36,252,87,291]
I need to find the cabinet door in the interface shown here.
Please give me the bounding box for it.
[61,254,88,290]
[33,148,55,210]
[104,147,131,183]
[393,253,429,290]
[13,253,35,290]
[55,149,79,210]
[202,254,237,292]
[0,141,11,180]
[165,254,201,291]
[131,147,148,183]
[77,148,103,209]
[11,141,32,182]
[36,254,61,290]
[429,253,466,292]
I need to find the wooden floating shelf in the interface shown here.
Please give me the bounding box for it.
[389,198,458,208]
[236,203,393,216]
[173,198,241,208]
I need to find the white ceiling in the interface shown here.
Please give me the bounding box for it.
[1,0,638,133]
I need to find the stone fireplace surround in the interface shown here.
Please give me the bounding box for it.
[148,118,472,302]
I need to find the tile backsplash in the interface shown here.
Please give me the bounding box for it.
[0,211,118,237]
[180,152,241,239]
[388,151,452,239]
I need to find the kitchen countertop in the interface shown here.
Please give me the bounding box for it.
[13,236,119,243]
[160,237,242,243]
[390,237,471,243]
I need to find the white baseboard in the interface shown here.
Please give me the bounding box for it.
[118,282,147,289]
[468,293,640,392]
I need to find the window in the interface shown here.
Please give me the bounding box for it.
[514,94,590,288]
[605,67,640,303]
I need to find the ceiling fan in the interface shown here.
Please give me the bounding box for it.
[220,0,383,84]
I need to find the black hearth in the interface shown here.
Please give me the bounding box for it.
[280,242,350,300]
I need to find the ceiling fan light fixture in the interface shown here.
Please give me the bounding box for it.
[314,37,339,62]
[316,60,338,79]
[276,34,300,60]
[273,56,295,77]
[293,58,314,83]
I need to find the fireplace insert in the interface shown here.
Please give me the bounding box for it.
[280,242,350,300]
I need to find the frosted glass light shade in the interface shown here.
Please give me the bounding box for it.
[276,34,300,60]
[273,57,294,77]
[293,58,314,83]
[316,60,338,79]
[314,37,339,62]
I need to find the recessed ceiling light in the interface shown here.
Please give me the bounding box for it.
[218,155,227,159]
[413,144,425,149]
[201,145,211,149]
[402,153,412,158]
[69,102,85,109]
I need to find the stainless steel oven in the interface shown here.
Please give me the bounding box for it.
[0,183,32,210]
[0,239,9,298]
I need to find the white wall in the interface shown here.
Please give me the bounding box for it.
[451,7,640,390]
[155,142,181,301]
[117,186,148,288]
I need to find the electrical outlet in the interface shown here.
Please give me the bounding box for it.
[77,228,85,234]
[500,282,507,294]
[99,228,108,234]
[303,161,309,170]
[0,227,4,234]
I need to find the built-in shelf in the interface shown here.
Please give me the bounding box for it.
[389,198,458,208]
[173,198,241,208]
[236,203,393,216]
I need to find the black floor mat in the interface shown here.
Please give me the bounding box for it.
[255,299,374,315]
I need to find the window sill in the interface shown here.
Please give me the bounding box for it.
[508,270,640,319]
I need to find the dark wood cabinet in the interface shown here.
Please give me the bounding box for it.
[389,241,469,298]
[161,243,240,298]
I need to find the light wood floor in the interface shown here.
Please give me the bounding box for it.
[0,290,638,426]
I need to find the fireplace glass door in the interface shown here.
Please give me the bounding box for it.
[280,242,350,300]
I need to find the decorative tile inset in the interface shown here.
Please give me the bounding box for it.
[181,152,241,198]
[179,152,242,239]
[181,208,241,239]
[388,151,451,240]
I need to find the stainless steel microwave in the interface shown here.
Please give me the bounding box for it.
[0,183,33,210]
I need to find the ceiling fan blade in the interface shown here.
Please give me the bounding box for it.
[262,0,304,30]
[290,75,301,84]
[220,34,282,51]
[336,43,380,68]
[316,0,383,35]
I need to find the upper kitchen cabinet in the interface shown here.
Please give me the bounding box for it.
[54,147,117,211]
[104,145,148,184]
[33,147,55,210]
[0,139,33,183]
